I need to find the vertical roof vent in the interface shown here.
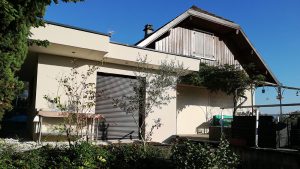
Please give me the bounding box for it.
[143,24,154,38]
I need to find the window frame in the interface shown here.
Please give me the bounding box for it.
[191,29,216,61]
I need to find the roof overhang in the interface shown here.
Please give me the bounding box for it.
[222,29,279,84]
[29,22,110,61]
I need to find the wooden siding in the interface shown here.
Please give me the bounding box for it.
[155,27,239,67]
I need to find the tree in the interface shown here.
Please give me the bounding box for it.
[181,63,265,116]
[0,0,83,126]
[113,57,186,150]
[44,60,101,145]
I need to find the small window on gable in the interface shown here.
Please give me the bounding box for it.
[192,30,215,60]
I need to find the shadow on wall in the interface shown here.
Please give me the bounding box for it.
[176,85,233,113]
[38,54,99,68]
[176,85,209,113]
[38,54,142,74]
[176,85,233,134]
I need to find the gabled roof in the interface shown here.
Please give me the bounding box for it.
[136,6,279,85]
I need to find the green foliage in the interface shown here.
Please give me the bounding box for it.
[39,146,73,169]
[182,64,247,96]
[58,142,108,169]
[182,63,265,96]
[171,141,214,169]
[181,63,265,115]
[0,144,46,169]
[0,0,83,126]
[214,137,240,169]
[106,143,172,169]
[0,142,16,168]
[14,149,46,169]
[171,138,239,169]
[0,140,239,169]
[0,142,108,169]
[69,142,108,168]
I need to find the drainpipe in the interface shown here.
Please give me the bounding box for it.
[251,83,259,147]
[251,83,254,115]
[277,86,283,147]
[278,86,283,121]
[255,110,259,148]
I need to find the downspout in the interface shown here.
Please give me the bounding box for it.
[251,83,254,115]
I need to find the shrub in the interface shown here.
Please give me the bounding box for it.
[0,140,240,169]
[41,142,109,169]
[69,142,108,169]
[0,142,109,169]
[106,143,172,169]
[213,137,239,169]
[40,145,73,169]
[0,143,16,169]
[171,137,239,169]
[171,141,214,169]
[0,144,46,169]
[14,149,46,169]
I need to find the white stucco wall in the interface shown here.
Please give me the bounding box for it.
[176,85,253,135]
[34,53,254,141]
[145,88,177,142]
[35,54,177,142]
[35,54,99,111]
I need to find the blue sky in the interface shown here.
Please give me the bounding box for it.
[45,0,300,114]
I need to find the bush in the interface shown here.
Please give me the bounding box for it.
[0,142,109,169]
[106,143,173,169]
[41,142,109,169]
[171,137,239,169]
[0,143,16,169]
[213,138,239,169]
[14,149,46,169]
[0,144,45,169]
[171,141,214,169]
[39,145,71,169]
[0,139,238,169]
[69,142,108,169]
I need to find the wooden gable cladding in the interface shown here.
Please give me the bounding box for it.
[155,27,192,56]
[155,27,239,67]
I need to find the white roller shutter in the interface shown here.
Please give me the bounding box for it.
[95,74,140,139]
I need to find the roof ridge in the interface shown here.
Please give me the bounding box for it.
[189,5,235,23]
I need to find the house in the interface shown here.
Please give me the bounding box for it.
[17,6,278,143]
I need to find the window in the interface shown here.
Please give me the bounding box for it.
[192,30,215,60]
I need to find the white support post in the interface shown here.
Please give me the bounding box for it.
[255,110,259,148]
[221,111,224,135]
[96,119,99,141]
[38,116,43,145]
[91,118,94,141]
